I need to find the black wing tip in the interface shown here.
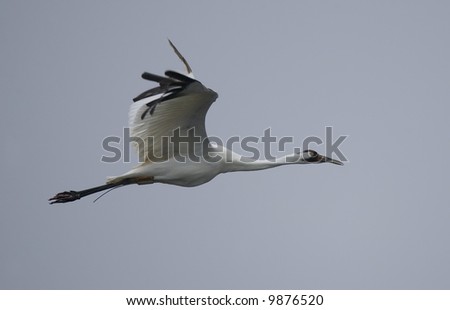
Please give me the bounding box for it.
[164,70,196,83]
[141,72,151,79]
[141,72,170,83]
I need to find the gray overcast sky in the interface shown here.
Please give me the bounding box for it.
[1,1,449,289]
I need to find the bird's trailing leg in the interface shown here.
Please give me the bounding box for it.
[49,176,154,204]
[135,176,155,185]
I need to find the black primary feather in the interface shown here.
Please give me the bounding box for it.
[135,69,197,119]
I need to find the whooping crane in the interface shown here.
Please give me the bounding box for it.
[49,40,343,204]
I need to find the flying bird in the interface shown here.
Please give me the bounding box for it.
[49,40,343,204]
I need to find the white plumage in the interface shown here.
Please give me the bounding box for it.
[50,40,343,204]
[127,82,216,164]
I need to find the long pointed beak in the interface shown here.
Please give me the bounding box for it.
[321,156,344,166]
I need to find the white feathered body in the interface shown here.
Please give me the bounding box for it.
[107,78,228,187]
[108,146,232,187]
[49,40,343,205]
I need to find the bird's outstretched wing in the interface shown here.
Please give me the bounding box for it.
[129,43,218,163]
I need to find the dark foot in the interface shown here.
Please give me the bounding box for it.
[49,191,81,204]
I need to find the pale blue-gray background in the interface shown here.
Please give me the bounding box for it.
[1,1,449,289]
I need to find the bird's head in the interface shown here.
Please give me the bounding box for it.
[300,149,344,165]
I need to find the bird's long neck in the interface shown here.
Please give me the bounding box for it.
[223,154,304,173]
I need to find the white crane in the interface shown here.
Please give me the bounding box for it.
[49,40,343,204]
